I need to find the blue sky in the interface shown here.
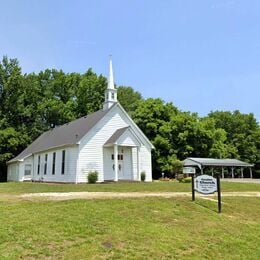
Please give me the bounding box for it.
[1,0,259,120]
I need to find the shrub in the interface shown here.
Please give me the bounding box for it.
[87,171,98,183]
[179,177,192,183]
[176,173,184,182]
[141,171,146,181]
[158,177,177,182]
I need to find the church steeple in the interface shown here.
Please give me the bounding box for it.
[108,56,115,89]
[103,56,118,110]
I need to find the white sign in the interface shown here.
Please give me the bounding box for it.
[194,175,217,194]
[183,167,196,174]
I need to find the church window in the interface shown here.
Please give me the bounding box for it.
[52,152,56,175]
[37,155,40,175]
[44,154,48,175]
[24,164,31,176]
[111,154,123,160]
[61,150,65,174]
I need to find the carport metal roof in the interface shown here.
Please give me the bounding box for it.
[184,158,254,169]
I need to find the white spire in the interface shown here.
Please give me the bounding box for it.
[103,55,118,110]
[108,55,115,89]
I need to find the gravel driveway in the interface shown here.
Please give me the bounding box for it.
[221,178,260,184]
[19,191,260,201]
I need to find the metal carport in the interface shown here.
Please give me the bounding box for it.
[183,158,254,178]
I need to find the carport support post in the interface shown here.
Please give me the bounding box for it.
[231,167,234,178]
[249,167,252,178]
[222,167,224,179]
[114,144,118,181]
[241,167,244,178]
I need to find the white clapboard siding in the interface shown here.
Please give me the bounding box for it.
[7,162,20,181]
[139,146,152,182]
[21,156,33,181]
[131,147,138,180]
[103,147,114,180]
[77,107,129,182]
[33,146,78,183]
[117,130,140,147]
[77,105,152,182]
[7,103,153,183]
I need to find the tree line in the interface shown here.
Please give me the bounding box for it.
[0,56,259,180]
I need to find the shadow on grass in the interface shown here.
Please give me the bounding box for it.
[193,198,221,214]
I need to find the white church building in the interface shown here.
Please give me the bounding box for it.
[7,59,154,183]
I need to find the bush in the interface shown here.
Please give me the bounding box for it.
[179,177,192,183]
[176,173,184,182]
[158,177,177,182]
[87,171,98,183]
[141,171,146,181]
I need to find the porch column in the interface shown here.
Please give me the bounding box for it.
[114,144,118,181]
[241,167,244,178]
[211,167,214,176]
[222,167,224,179]
[249,167,253,179]
[201,166,204,175]
[231,167,234,178]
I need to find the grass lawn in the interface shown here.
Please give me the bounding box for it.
[0,196,259,259]
[0,182,259,259]
[0,181,259,194]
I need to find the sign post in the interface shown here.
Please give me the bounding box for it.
[192,174,221,213]
[191,174,195,201]
[217,175,221,213]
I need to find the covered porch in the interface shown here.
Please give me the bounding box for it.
[103,126,142,181]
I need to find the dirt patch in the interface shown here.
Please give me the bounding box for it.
[17,191,260,201]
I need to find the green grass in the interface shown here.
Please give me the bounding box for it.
[0,181,259,194]
[0,197,259,259]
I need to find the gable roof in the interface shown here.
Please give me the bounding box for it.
[104,127,129,145]
[116,103,155,149]
[8,105,115,163]
[104,126,142,147]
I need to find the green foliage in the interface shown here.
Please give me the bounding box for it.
[0,56,259,182]
[75,69,107,117]
[179,177,192,183]
[117,86,142,114]
[133,98,259,178]
[171,159,184,177]
[208,111,260,163]
[141,171,146,181]
[87,171,98,183]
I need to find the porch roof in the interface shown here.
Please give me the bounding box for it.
[104,126,141,147]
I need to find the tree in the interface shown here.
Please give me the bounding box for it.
[0,56,259,181]
[117,86,142,113]
[208,111,259,163]
[131,98,179,178]
[74,69,107,117]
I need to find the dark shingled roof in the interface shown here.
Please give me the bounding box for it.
[104,127,129,145]
[8,105,115,163]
